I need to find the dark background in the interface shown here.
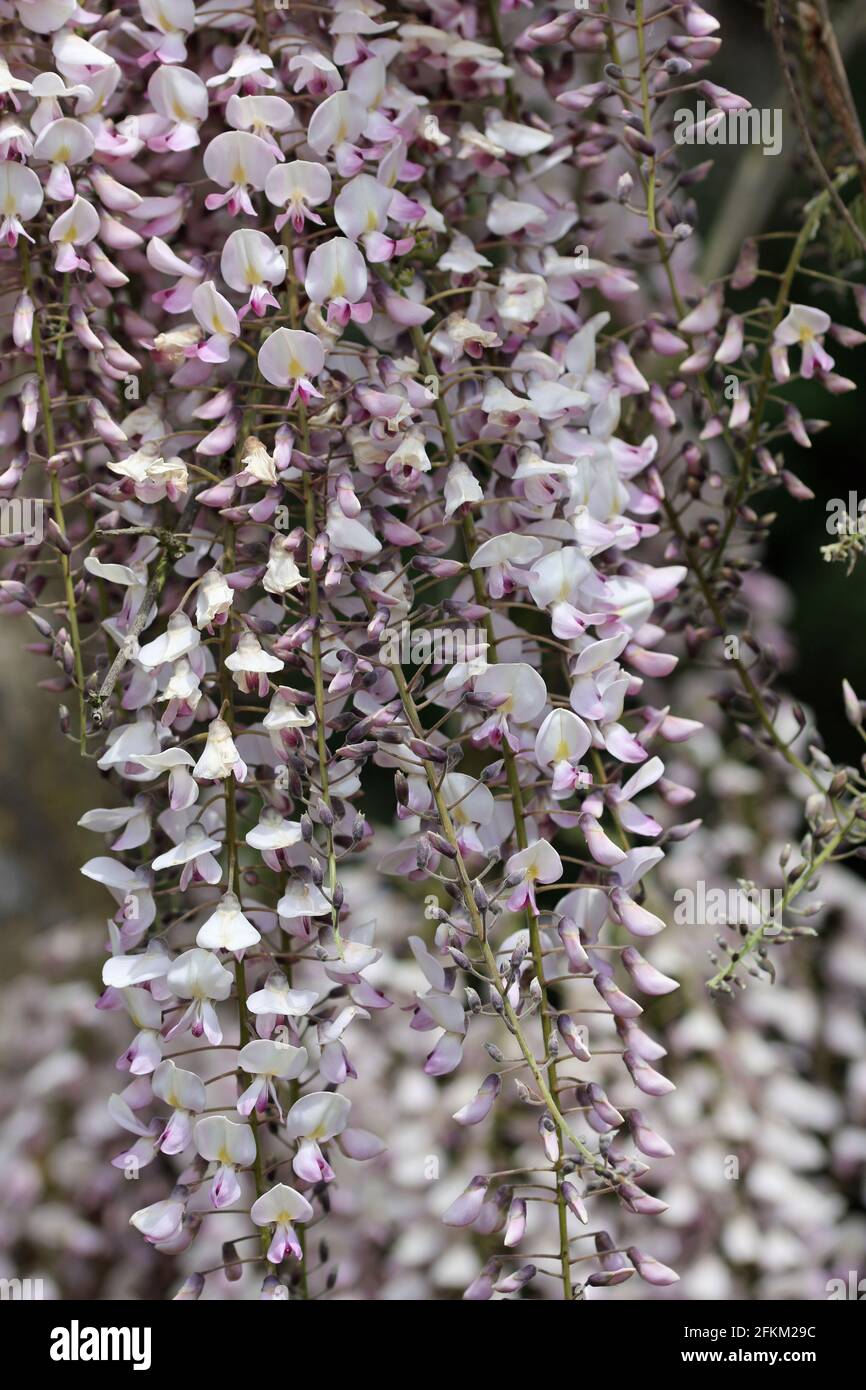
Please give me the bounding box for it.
[693,0,866,768]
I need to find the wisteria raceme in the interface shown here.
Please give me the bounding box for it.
[1,0,865,1303]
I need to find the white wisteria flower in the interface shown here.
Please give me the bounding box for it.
[165,948,233,1045]
[194,1116,257,1208]
[237,1039,308,1117]
[250,1183,313,1264]
[195,891,261,952]
[194,717,248,783]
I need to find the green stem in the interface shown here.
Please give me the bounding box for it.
[394,336,592,1295]
[219,522,267,1251]
[411,272,599,1290]
[708,177,842,574]
[707,814,855,990]
[662,496,821,789]
[610,4,845,836]
[285,240,340,959]
[20,245,86,749]
[635,0,657,234]
[388,659,599,1169]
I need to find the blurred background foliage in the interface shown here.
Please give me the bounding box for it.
[0,633,105,944]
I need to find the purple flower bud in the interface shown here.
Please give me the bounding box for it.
[627,1246,679,1286]
[454,1073,502,1127]
[596,1230,630,1273]
[539,1115,559,1163]
[610,888,665,938]
[462,1259,497,1301]
[781,469,815,502]
[87,397,127,446]
[583,1082,624,1129]
[495,1263,536,1294]
[843,679,864,728]
[504,1197,527,1248]
[13,292,34,349]
[619,1182,669,1216]
[588,1268,634,1287]
[623,1051,675,1097]
[621,946,679,996]
[173,1273,204,1300]
[196,410,241,456]
[561,1181,589,1225]
[558,917,592,972]
[594,974,643,1019]
[475,1186,510,1236]
[625,1109,675,1159]
[558,1014,591,1061]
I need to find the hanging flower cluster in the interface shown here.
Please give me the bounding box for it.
[2,0,865,1301]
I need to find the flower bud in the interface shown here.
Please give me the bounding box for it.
[173,1274,204,1300]
[442,1176,489,1227]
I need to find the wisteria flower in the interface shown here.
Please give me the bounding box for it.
[304,236,371,326]
[164,947,233,1044]
[193,717,248,783]
[152,1058,206,1155]
[773,303,835,380]
[203,130,277,215]
[266,159,332,233]
[285,1091,351,1183]
[0,159,43,246]
[257,327,325,405]
[7,0,863,1310]
[250,1183,313,1264]
[195,891,261,953]
[237,1039,308,1117]
[194,1116,257,1208]
[505,841,564,913]
[220,228,286,317]
[224,631,284,697]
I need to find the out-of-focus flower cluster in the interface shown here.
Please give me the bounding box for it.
[1,0,864,1300]
[0,922,178,1299]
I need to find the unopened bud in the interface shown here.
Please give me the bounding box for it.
[829,770,848,799]
[428,831,457,859]
[843,679,863,728]
[173,1273,204,1301]
[222,1242,242,1282]
[47,518,71,555]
